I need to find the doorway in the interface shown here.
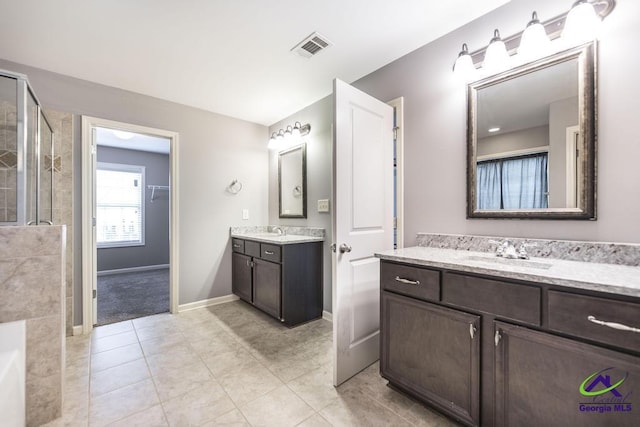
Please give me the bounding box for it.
[81,117,179,333]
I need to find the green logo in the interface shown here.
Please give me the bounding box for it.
[579,368,627,397]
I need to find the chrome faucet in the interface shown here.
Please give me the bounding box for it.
[490,240,535,260]
[273,226,284,235]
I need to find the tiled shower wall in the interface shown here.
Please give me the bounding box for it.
[0,225,66,426]
[45,109,74,336]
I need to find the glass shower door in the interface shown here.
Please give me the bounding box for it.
[0,76,18,223]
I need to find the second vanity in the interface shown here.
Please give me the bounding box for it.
[230,227,324,327]
[376,240,640,427]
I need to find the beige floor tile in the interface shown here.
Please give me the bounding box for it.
[297,413,333,427]
[218,363,284,406]
[145,344,201,376]
[91,331,139,354]
[135,322,182,342]
[200,346,257,379]
[239,385,315,427]
[288,363,340,411]
[188,330,244,356]
[200,408,250,426]
[90,358,151,397]
[402,402,461,427]
[105,404,168,427]
[89,379,159,426]
[132,313,174,329]
[152,360,215,402]
[161,380,236,426]
[92,321,133,340]
[319,387,413,427]
[90,342,144,373]
[139,331,187,357]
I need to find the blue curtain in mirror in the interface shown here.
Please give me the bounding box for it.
[477,153,548,209]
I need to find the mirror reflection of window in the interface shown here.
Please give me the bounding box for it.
[477,153,548,210]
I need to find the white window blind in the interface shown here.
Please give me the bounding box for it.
[96,163,145,248]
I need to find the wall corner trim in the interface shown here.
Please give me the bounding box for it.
[178,294,240,313]
[322,310,333,322]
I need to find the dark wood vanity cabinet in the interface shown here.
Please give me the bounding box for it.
[231,237,322,327]
[381,291,480,426]
[380,260,640,427]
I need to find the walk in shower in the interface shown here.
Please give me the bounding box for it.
[0,70,54,225]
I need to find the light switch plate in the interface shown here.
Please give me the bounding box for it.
[317,199,330,213]
[242,209,249,220]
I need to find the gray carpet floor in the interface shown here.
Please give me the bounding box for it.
[97,268,170,326]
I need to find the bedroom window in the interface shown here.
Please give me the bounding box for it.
[96,162,145,248]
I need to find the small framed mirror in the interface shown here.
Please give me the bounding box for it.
[279,143,307,218]
[467,42,596,219]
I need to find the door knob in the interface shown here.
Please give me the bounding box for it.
[339,243,352,253]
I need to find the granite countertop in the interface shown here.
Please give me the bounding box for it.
[376,246,640,298]
[231,232,324,245]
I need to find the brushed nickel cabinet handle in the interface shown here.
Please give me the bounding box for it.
[394,276,420,286]
[233,244,241,248]
[587,316,640,333]
[264,250,275,255]
[495,330,502,347]
[469,324,477,339]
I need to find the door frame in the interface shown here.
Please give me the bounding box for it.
[387,97,404,249]
[81,116,180,334]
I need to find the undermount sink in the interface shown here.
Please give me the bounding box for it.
[464,255,553,270]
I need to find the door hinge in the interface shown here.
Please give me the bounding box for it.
[93,289,97,299]
[393,126,399,141]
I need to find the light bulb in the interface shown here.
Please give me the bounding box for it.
[291,122,302,138]
[484,29,510,75]
[563,0,600,46]
[268,132,280,149]
[284,125,293,139]
[518,12,551,63]
[453,43,478,83]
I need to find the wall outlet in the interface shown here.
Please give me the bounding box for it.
[242,209,249,220]
[317,199,330,213]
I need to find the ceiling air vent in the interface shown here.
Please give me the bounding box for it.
[291,32,332,59]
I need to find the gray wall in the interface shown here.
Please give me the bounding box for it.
[350,0,640,245]
[268,96,333,312]
[0,58,269,326]
[477,125,549,157]
[548,97,579,208]
[96,146,170,271]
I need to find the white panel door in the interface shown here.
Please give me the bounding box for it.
[332,79,394,386]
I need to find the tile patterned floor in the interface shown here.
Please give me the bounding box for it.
[43,300,459,426]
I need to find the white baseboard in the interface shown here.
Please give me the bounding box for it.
[97,264,170,276]
[322,310,333,322]
[72,325,83,336]
[178,294,240,313]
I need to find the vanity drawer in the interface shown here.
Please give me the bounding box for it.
[260,243,281,263]
[548,291,640,353]
[380,261,440,302]
[231,238,245,253]
[245,240,260,258]
[442,272,541,326]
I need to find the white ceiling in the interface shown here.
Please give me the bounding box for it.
[0,0,510,126]
[96,128,170,154]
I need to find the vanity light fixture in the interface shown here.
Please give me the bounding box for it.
[453,43,478,83]
[563,0,601,45]
[268,122,311,150]
[518,12,552,62]
[483,29,510,74]
[453,0,615,82]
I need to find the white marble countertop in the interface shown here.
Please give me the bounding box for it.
[231,232,324,245]
[376,246,640,298]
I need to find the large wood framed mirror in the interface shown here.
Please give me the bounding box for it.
[279,143,307,218]
[467,42,596,219]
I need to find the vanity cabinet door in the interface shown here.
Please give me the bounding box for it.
[381,291,480,426]
[253,258,281,320]
[494,321,640,427]
[232,252,253,303]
